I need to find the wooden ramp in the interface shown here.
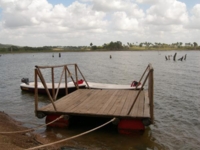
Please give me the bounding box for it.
[37,89,150,119]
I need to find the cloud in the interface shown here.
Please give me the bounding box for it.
[88,0,145,18]
[186,4,200,29]
[61,1,107,30]
[0,0,109,46]
[1,0,53,28]
[0,0,107,30]
[0,0,199,46]
[79,0,145,35]
[111,11,140,31]
[145,0,188,25]
[136,0,158,4]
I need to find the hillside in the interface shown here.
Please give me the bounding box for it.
[0,43,14,48]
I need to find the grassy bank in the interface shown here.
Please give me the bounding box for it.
[0,48,199,54]
[0,45,199,54]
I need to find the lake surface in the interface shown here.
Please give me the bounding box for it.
[0,51,199,150]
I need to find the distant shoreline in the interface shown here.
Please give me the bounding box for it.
[0,48,199,54]
[1,41,199,53]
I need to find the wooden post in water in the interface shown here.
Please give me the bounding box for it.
[178,56,183,61]
[184,54,187,60]
[173,53,177,61]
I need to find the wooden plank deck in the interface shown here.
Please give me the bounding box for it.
[38,89,150,119]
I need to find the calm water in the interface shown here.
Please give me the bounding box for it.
[0,51,200,150]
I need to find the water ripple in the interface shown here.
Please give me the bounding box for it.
[0,51,200,149]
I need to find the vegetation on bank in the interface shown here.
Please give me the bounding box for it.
[90,41,199,51]
[0,41,199,53]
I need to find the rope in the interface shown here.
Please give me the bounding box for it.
[0,115,64,134]
[19,121,43,126]
[26,117,116,150]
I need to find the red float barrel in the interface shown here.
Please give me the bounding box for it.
[45,114,69,128]
[118,119,145,135]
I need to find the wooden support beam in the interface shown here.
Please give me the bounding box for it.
[64,66,68,95]
[137,64,149,89]
[76,64,90,88]
[34,69,38,111]
[35,67,57,111]
[55,67,65,99]
[51,67,55,100]
[127,70,150,115]
[75,64,79,89]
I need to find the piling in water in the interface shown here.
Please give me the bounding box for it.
[178,56,183,61]
[173,53,177,61]
[184,54,187,60]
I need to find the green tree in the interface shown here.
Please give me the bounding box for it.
[139,43,143,47]
[193,42,198,49]
[102,41,123,50]
[91,45,97,50]
[103,43,107,49]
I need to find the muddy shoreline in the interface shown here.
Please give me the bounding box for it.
[0,111,60,150]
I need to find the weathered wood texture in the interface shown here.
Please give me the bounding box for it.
[38,89,150,118]
[35,64,89,111]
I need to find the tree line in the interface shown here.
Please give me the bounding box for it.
[90,41,199,50]
[0,41,199,53]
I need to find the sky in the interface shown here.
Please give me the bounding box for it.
[0,0,200,47]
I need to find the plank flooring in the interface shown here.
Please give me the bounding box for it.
[38,89,150,118]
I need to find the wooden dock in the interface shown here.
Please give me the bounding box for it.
[34,64,154,133]
[37,89,150,118]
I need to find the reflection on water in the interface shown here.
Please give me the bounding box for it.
[0,51,200,149]
[43,125,159,150]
